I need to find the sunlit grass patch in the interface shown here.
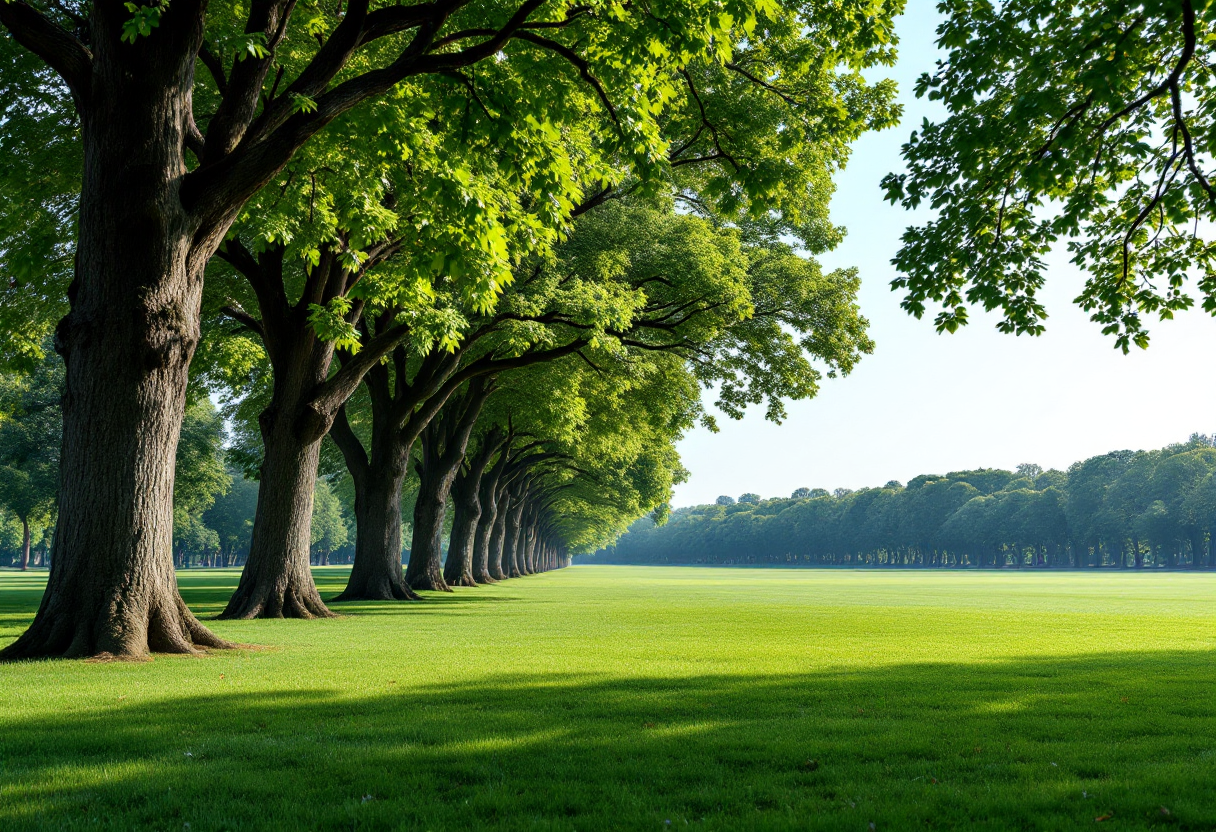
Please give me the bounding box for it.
[0,566,1213,830]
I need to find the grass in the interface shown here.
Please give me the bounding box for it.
[0,566,1214,831]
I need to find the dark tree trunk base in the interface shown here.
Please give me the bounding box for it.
[1,589,233,661]
[473,572,497,584]
[407,568,453,592]
[218,576,336,620]
[331,574,420,603]
[449,574,479,588]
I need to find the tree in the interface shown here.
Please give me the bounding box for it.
[201,473,258,566]
[171,398,231,566]
[884,0,1216,351]
[0,351,62,570]
[738,493,762,504]
[3,0,833,658]
[717,496,736,506]
[309,478,348,565]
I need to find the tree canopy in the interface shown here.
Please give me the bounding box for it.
[883,0,1216,350]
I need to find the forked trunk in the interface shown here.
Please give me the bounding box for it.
[405,380,491,591]
[2,31,233,658]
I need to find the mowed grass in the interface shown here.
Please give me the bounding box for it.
[1,567,1214,831]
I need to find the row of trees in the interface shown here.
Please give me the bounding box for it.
[599,438,1216,569]
[0,0,901,658]
[6,0,1216,658]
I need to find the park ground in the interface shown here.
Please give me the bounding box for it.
[0,567,1214,831]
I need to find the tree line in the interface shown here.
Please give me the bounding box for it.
[597,438,1216,569]
[0,0,900,658]
[5,0,1216,659]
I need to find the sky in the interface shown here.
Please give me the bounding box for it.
[670,6,1216,507]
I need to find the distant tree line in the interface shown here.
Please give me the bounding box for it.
[596,438,1216,569]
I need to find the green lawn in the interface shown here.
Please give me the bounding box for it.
[1,566,1213,831]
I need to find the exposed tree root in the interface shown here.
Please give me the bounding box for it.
[331,576,420,603]
[1,590,234,661]
[407,568,453,592]
[218,579,336,620]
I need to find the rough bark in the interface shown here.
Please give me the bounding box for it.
[2,20,233,658]
[471,449,510,583]
[220,418,333,619]
[444,471,481,588]
[443,430,505,588]
[503,496,525,579]
[330,401,418,602]
[406,461,452,592]
[219,260,343,619]
[487,492,510,581]
[406,380,492,591]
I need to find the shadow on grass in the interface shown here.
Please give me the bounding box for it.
[1,651,1213,831]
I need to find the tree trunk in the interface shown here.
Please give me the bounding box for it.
[487,493,510,581]
[1,34,234,658]
[219,252,352,619]
[19,519,30,572]
[406,466,452,592]
[471,446,509,583]
[405,380,492,592]
[472,495,499,584]
[443,473,481,588]
[523,523,538,574]
[502,498,524,579]
[221,417,333,619]
[331,432,418,602]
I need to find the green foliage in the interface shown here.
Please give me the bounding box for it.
[172,398,231,559]
[0,36,77,373]
[884,0,1216,351]
[0,348,61,547]
[0,567,1213,829]
[120,1,169,43]
[309,477,349,556]
[202,471,259,561]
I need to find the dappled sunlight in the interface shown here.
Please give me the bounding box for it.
[2,567,1214,829]
[2,652,1214,829]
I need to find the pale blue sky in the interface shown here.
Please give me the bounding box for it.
[671,6,1216,507]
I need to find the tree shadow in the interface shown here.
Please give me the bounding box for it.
[1,651,1212,831]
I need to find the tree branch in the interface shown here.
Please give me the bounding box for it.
[0,0,92,105]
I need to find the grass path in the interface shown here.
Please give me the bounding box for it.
[1,566,1213,830]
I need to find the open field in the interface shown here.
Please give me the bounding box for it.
[1,566,1214,831]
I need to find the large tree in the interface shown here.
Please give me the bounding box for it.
[883,0,1216,350]
[2,0,850,657]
